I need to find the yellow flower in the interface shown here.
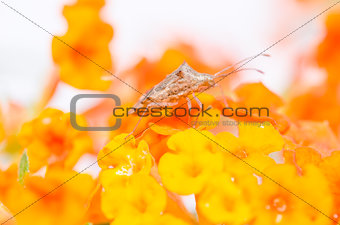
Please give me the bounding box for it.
[167,128,217,154]
[97,134,153,176]
[52,0,113,90]
[320,151,340,209]
[197,173,254,225]
[18,108,93,172]
[158,129,224,195]
[159,151,223,195]
[223,152,277,180]
[216,122,284,157]
[100,171,129,220]
[155,214,191,225]
[100,173,167,224]
[253,164,333,225]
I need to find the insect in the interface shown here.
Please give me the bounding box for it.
[127,54,268,137]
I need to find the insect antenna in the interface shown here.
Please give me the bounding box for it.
[214,67,264,80]
[213,67,264,107]
[214,53,270,77]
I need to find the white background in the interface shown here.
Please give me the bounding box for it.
[0,0,330,109]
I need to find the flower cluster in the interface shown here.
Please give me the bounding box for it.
[1,1,340,225]
[52,0,114,90]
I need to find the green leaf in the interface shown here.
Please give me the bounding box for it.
[18,151,29,185]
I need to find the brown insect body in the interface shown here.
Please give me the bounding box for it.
[126,55,266,136]
[133,61,215,109]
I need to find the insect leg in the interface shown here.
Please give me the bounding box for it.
[186,97,193,126]
[192,93,203,128]
[125,111,146,139]
[192,92,202,109]
[215,83,228,107]
[186,97,192,110]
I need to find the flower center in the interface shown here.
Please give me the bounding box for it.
[234,148,248,159]
[186,163,202,178]
[271,196,287,213]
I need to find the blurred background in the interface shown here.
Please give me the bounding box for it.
[0,0,330,110]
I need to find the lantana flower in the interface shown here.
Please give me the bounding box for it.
[158,129,224,195]
[216,121,285,158]
[284,121,340,157]
[287,13,340,135]
[18,108,93,172]
[320,151,340,221]
[97,133,153,175]
[121,43,231,93]
[52,0,113,90]
[252,164,333,225]
[196,173,255,225]
[0,166,95,225]
[228,82,290,134]
[100,173,167,225]
[317,12,340,85]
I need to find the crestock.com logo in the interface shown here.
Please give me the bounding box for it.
[70,94,270,131]
[70,94,122,131]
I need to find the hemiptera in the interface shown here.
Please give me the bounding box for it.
[127,54,268,136]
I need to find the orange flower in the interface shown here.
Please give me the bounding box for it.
[234,82,284,109]
[286,84,340,136]
[252,164,333,225]
[97,134,153,176]
[283,147,322,171]
[122,43,231,94]
[0,165,18,225]
[83,183,108,224]
[52,0,113,90]
[0,166,95,225]
[18,108,93,172]
[320,151,340,216]
[109,93,222,138]
[287,13,340,135]
[317,12,340,85]
[106,93,222,162]
[229,82,290,134]
[320,150,340,191]
[284,121,340,157]
[0,204,15,225]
